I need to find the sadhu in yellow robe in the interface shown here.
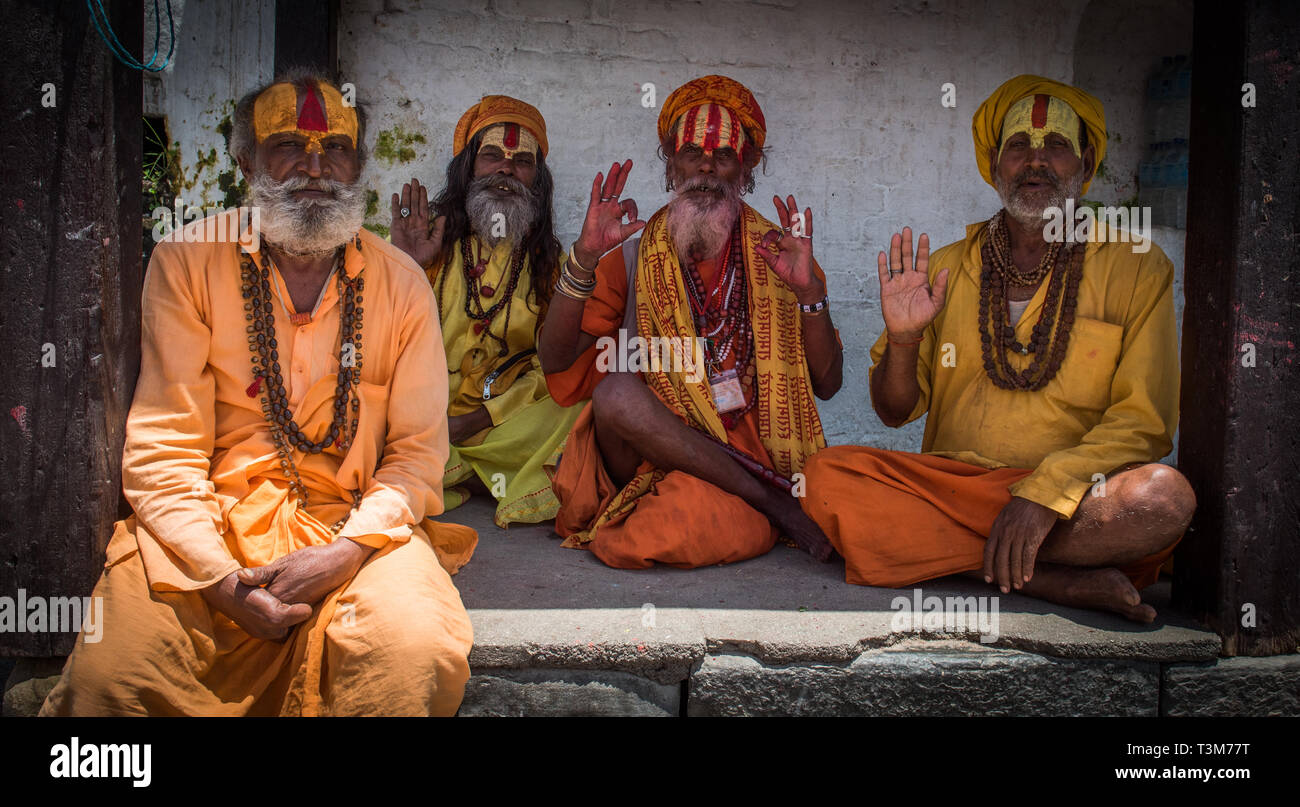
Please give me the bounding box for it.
[801,220,1181,590]
[429,236,583,527]
[545,204,829,569]
[40,211,477,716]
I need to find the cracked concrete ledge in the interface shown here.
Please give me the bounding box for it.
[688,641,1161,716]
[453,496,1221,671]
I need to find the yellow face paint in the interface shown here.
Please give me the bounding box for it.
[253,81,358,155]
[673,102,746,157]
[477,122,538,160]
[998,94,1082,160]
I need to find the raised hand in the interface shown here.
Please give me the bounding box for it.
[877,227,949,339]
[390,177,447,269]
[571,160,645,270]
[756,195,824,304]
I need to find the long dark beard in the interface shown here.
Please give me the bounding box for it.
[666,174,742,263]
[465,174,540,248]
[250,170,367,256]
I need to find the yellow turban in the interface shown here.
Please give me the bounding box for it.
[972,75,1107,193]
[453,95,549,158]
[658,75,767,152]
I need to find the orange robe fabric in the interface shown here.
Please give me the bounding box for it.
[801,446,1172,590]
[40,212,476,716]
[547,205,827,569]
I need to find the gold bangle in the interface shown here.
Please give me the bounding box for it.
[568,243,597,276]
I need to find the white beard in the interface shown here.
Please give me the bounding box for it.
[995,166,1086,232]
[465,173,539,248]
[249,169,368,257]
[665,175,742,263]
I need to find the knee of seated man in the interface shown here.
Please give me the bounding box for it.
[1114,463,1197,533]
[590,371,647,430]
[348,592,471,666]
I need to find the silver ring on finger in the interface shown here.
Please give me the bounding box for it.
[400,207,411,218]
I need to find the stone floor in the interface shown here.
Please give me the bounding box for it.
[6,494,1298,716]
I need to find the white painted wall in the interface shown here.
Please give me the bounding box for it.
[146,0,276,207]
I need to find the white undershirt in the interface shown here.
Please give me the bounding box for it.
[1008,298,1031,325]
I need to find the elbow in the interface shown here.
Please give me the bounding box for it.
[813,372,843,401]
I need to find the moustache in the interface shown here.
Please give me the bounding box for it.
[471,173,531,197]
[1012,169,1061,190]
[679,176,733,195]
[275,175,348,199]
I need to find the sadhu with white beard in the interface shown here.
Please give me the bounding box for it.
[41,72,477,716]
[801,75,1195,623]
[540,75,843,569]
[390,96,581,527]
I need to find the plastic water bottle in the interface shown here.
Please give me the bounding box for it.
[1171,138,1189,228]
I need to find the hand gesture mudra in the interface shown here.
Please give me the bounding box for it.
[877,226,949,339]
[572,160,645,270]
[390,177,447,269]
[756,195,823,304]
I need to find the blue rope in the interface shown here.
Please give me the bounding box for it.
[86,0,175,72]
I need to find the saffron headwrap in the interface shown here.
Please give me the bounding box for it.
[658,75,767,152]
[453,95,549,158]
[972,75,1107,193]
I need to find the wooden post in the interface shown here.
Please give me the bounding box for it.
[0,0,143,655]
[1175,0,1300,655]
[274,0,339,79]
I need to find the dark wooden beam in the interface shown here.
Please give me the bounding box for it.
[274,0,339,80]
[0,0,143,655]
[1175,0,1299,655]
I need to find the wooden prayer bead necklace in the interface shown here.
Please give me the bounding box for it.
[241,236,364,512]
[977,211,1084,391]
[680,220,757,427]
[460,237,525,356]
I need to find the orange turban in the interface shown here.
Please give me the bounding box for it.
[658,75,767,152]
[453,95,549,158]
[972,75,1108,194]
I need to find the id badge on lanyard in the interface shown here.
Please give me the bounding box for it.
[709,367,746,413]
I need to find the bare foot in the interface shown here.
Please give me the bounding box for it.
[760,491,835,562]
[1021,564,1157,623]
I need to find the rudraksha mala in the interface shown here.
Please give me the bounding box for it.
[977,211,1084,391]
[240,237,364,511]
[460,238,526,357]
[680,218,757,428]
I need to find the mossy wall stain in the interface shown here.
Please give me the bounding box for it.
[373,127,426,165]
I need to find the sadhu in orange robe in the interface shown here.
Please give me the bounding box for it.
[40,212,477,716]
[545,204,829,569]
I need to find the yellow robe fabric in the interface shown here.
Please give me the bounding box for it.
[40,211,476,716]
[867,219,1179,519]
[429,236,581,527]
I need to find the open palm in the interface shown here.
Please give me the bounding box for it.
[877,227,948,337]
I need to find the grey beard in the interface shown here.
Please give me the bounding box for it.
[995,167,1086,232]
[465,174,540,248]
[250,170,367,257]
[666,175,742,263]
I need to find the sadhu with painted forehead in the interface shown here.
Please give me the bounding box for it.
[42,71,477,716]
[539,74,846,570]
[802,75,1195,623]
[390,95,583,529]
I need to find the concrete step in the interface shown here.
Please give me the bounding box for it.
[8,495,1296,716]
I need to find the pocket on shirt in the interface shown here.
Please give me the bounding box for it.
[1045,315,1123,413]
